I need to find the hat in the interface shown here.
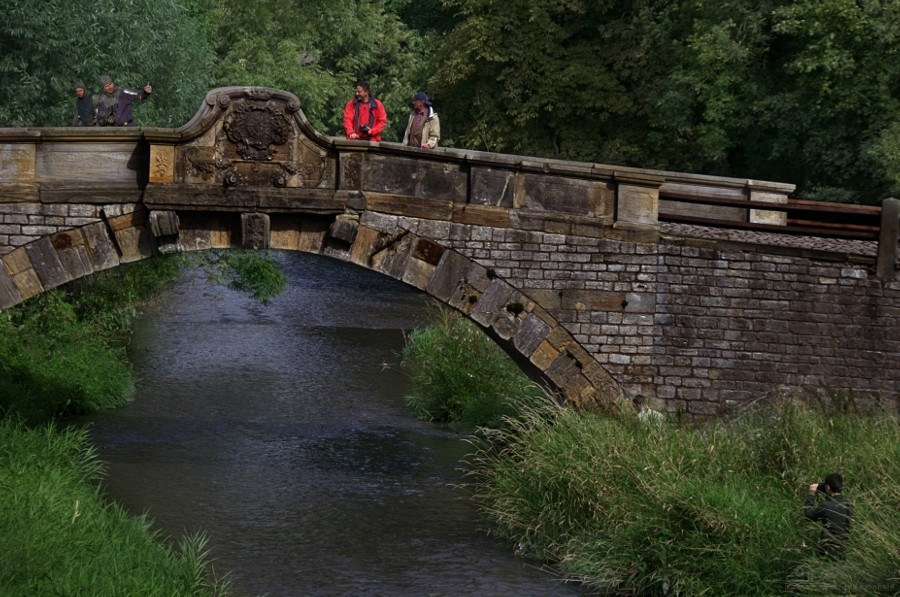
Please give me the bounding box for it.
[412,92,432,106]
[100,75,113,85]
[74,80,85,90]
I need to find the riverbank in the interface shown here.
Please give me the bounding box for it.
[0,420,230,595]
[402,310,900,595]
[0,251,284,595]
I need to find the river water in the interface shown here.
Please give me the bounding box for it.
[72,252,583,596]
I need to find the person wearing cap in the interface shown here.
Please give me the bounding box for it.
[804,472,853,558]
[343,81,387,142]
[95,75,153,127]
[71,81,96,126]
[402,91,440,149]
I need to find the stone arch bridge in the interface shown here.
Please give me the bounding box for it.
[1,87,898,416]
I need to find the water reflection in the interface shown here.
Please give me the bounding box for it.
[75,252,583,596]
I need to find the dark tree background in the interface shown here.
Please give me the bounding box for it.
[1,0,896,203]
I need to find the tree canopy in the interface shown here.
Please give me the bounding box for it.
[1,0,213,127]
[0,0,896,202]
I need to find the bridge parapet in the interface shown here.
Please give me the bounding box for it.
[1,87,896,415]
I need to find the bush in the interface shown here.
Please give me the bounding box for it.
[401,309,545,431]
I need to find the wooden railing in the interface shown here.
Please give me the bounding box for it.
[659,193,899,279]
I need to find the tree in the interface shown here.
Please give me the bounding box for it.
[202,0,435,141]
[0,0,214,127]
[431,0,900,202]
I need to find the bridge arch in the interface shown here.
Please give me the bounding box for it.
[0,216,618,407]
[2,87,897,415]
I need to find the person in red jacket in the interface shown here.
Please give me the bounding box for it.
[343,81,387,142]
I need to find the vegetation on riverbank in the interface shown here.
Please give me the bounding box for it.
[0,255,185,424]
[401,308,544,431]
[0,250,287,595]
[0,420,230,596]
[402,311,900,594]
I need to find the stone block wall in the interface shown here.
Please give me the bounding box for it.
[431,219,899,416]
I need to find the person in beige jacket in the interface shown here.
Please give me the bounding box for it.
[402,92,440,149]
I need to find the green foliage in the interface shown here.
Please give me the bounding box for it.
[0,0,214,127]
[401,308,545,431]
[0,256,186,425]
[0,291,134,424]
[202,0,435,141]
[194,250,287,305]
[432,0,900,202]
[0,420,230,595]
[465,398,900,594]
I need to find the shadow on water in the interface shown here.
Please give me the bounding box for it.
[70,252,584,596]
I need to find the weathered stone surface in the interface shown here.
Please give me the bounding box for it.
[25,237,69,289]
[491,311,522,341]
[339,152,364,190]
[364,192,454,220]
[0,144,36,183]
[530,339,560,372]
[616,183,659,226]
[36,141,148,184]
[297,217,329,253]
[150,210,180,237]
[411,238,445,266]
[427,250,471,302]
[51,230,93,280]
[514,314,552,357]
[402,255,437,291]
[470,167,516,207]
[0,183,39,203]
[471,279,513,327]
[525,174,613,217]
[0,264,22,309]
[150,144,175,184]
[561,290,627,311]
[329,214,359,245]
[748,188,788,226]
[364,154,467,202]
[371,231,414,280]
[452,204,510,228]
[81,222,120,271]
[241,212,270,250]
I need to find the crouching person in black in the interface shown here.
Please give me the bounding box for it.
[804,472,853,558]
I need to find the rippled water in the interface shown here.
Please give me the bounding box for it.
[73,252,583,596]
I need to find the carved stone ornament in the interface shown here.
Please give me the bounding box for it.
[222,99,294,161]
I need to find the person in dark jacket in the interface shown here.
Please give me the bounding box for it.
[71,81,96,126]
[804,472,853,558]
[96,75,153,127]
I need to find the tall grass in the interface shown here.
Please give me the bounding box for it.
[401,309,545,431]
[400,313,899,593]
[0,419,230,596]
[465,400,899,595]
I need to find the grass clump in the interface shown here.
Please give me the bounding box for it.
[466,399,900,595]
[0,419,229,596]
[401,309,545,431]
